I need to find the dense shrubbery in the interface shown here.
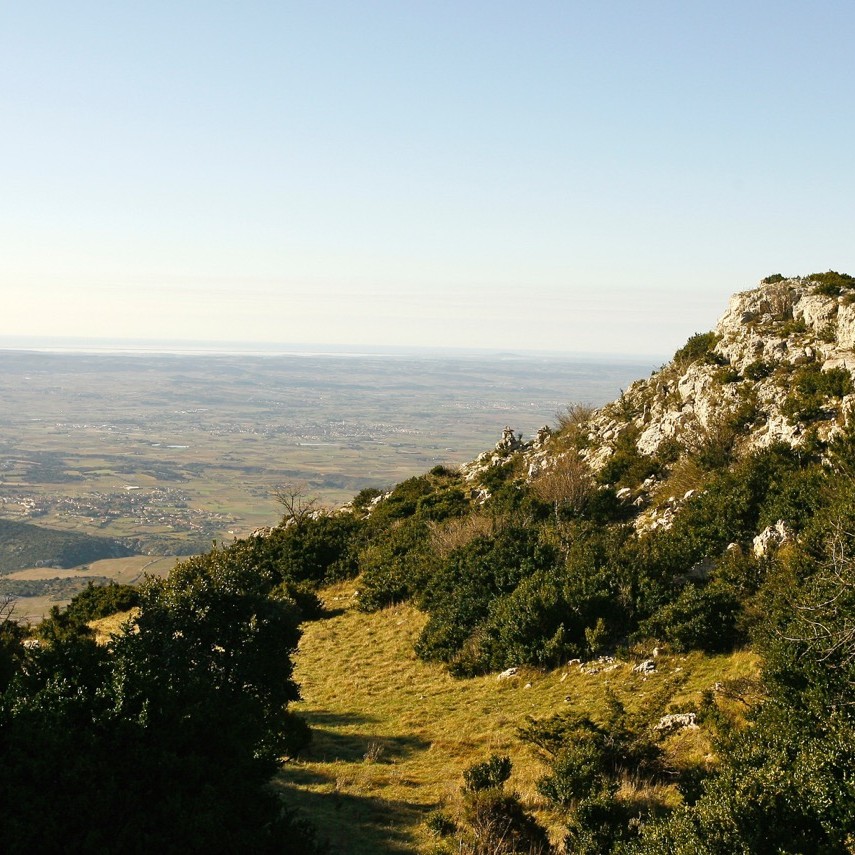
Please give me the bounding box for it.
[0,547,322,853]
[809,269,855,296]
[430,755,551,854]
[781,363,853,422]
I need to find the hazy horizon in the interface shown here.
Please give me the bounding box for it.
[0,334,667,363]
[3,3,853,355]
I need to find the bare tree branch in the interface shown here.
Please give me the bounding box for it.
[272,481,321,528]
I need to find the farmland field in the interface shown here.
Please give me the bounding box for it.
[0,347,655,616]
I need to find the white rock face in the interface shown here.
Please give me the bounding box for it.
[753,520,793,558]
[457,275,855,539]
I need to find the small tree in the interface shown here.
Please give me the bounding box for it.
[533,452,594,522]
[273,481,320,528]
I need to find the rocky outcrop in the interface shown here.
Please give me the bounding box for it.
[461,273,855,550]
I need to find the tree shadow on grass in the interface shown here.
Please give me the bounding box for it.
[276,764,438,855]
[301,710,381,729]
[305,726,430,765]
[278,719,437,854]
[319,605,347,619]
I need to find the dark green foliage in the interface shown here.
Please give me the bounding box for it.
[598,427,661,488]
[743,358,773,380]
[454,757,552,854]
[351,486,382,511]
[425,810,457,838]
[637,582,742,652]
[522,694,667,852]
[761,273,785,284]
[0,518,133,575]
[463,754,512,792]
[0,546,322,853]
[480,571,579,669]
[64,579,140,621]
[809,269,855,297]
[713,365,740,384]
[0,599,24,693]
[690,395,759,471]
[778,316,808,336]
[416,486,469,521]
[240,511,364,588]
[370,475,434,522]
[357,517,433,611]
[415,526,559,672]
[524,695,663,805]
[782,363,853,422]
[673,332,721,367]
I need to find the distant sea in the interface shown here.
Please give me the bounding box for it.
[0,336,664,364]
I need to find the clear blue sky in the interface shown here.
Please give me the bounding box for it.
[2,2,853,355]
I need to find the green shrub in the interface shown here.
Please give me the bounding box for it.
[598,428,661,488]
[743,359,773,381]
[351,486,382,511]
[463,754,512,792]
[781,364,853,422]
[762,273,786,284]
[778,317,808,336]
[415,526,558,667]
[65,580,140,622]
[637,582,742,652]
[714,366,740,384]
[356,518,433,611]
[241,512,364,586]
[673,332,721,367]
[808,270,855,297]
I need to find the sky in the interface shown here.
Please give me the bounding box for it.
[2,1,854,356]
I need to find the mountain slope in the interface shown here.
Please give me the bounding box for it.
[0,518,133,574]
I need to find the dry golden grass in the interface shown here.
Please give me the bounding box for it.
[88,608,138,644]
[277,582,761,854]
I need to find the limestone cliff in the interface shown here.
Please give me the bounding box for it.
[463,272,855,531]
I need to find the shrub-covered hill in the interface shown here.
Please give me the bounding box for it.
[242,272,855,851]
[4,272,855,852]
[0,517,133,574]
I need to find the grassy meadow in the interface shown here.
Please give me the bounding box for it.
[278,582,760,854]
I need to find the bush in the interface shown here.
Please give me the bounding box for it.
[637,582,742,653]
[781,364,853,422]
[456,757,552,854]
[673,332,721,366]
[415,527,559,667]
[743,359,772,381]
[808,270,855,297]
[463,754,512,792]
[357,518,433,611]
[598,428,661,488]
[66,580,140,622]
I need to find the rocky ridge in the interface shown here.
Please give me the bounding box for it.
[462,272,855,532]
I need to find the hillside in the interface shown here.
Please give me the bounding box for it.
[273,271,855,852]
[3,272,855,853]
[0,518,133,574]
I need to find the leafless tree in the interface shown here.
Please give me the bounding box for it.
[533,452,594,522]
[0,594,16,625]
[784,526,855,677]
[272,481,321,527]
[555,401,595,434]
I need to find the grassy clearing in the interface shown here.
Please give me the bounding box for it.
[89,607,139,644]
[278,583,760,853]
